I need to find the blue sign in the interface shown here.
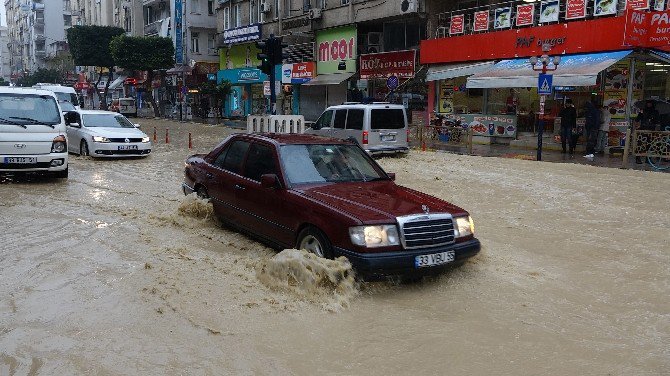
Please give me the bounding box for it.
[238,69,261,82]
[218,68,268,84]
[222,23,262,45]
[538,74,553,95]
[207,73,216,81]
[387,75,399,91]
[174,0,183,64]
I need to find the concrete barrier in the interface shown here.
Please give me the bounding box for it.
[247,115,305,134]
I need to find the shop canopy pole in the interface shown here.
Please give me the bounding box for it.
[622,57,636,168]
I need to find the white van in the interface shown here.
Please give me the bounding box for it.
[32,83,80,111]
[305,103,409,156]
[0,87,69,178]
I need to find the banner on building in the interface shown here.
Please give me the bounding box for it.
[566,0,587,19]
[450,14,465,35]
[516,4,535,26]
[222,23,262,45]
[220,43,261,70]
[494,7,512,29]
[175,0,183,64]
[594,0,618,16]
[281,62,316,84]
[540,0,560,22]
[359,50,416,79]
[627,0,650,9]
[474,11,490,31]
[316,26,357,74]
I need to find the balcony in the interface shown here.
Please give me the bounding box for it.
[144,19,164,36]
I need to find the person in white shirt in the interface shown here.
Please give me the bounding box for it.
[596,106,614,154]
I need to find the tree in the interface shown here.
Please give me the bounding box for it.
[0,78,10,87]
[110,35,175,117]
[17,68,62,87]
[198,80,232,122]
[66,26,125,110]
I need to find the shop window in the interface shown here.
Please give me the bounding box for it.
[334,109,347,129]
[346,109,364,130]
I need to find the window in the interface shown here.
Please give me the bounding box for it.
[333,109,347,129]
[221,140,250,174]
[223,6,230,30]
[208,34,216,53]
[345,109,364,130]
[191,32,200,53]
[244,143,279,181]
[208,0,214,15]
[192,0,199,13]
[341,0,350,4]
[234,4,241,27]
[370,109,406,130]
[250,1,258,24]
[124,9,131,32]
[63,14,72,26]
[63,0,71,9]
[314,110,333,129]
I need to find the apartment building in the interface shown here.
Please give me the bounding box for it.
[0,26,11,82]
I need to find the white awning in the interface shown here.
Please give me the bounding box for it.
[467,50,633,88]
[108,75,127,90]
[302,72,355,86]
[426,61,496,82]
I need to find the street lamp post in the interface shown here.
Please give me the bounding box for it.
[529,44,560,161]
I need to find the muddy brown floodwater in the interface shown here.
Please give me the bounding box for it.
[1,119,669,375]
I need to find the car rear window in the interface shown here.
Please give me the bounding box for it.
[346,109,364,130]
[333,109,346,129]
[370,109,405,130]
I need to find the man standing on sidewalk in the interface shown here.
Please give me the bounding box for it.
[559,99,577,155]
[596,106,613,155]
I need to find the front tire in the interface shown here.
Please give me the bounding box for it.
[296,226,333,259]
[53,167,68,179]
[195,185,209,199]
[80,140,90,157]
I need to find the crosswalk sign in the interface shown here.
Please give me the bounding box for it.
[538,74,553,95]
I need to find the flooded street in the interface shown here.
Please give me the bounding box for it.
[1,119,668,375]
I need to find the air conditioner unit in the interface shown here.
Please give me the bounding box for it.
[260,0,271,13]
[367,32,382,46]
[367,45,381,54]
[158,1,166,10]
[400,0,417,14]
[308,8,322,19]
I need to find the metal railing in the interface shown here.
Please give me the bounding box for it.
[410,125,473,154]
[633,130,670,158]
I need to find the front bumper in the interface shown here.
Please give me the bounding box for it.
[334,238,481,278]
[0,153,68,172]
[91,142,151,157]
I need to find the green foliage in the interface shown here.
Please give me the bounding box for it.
[198,80,232,99]
[109,36,175,71]
[18,68,63,87]
[66,26,125,67]
[0,78,9,86]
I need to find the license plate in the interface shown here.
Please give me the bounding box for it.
[415,251,455,268]
[381,135,396,142]
[118,145,138,150]
[3,157,36,164]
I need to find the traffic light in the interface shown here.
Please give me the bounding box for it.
[255,39,273,76]
[270,37,289,66]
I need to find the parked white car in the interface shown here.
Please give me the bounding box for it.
[0,87,69,178]
[65,110,151,158]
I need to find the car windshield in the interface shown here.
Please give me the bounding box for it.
[280,144,386,184]
[54,92,79,107]
[0,93,61,125]
[59,100,76,112]
[82,113,134,128]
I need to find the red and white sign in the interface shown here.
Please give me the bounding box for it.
[516,4,535,26]
[359,50,416,79]
[474,11,490,31]
[450,14,465,35]
[627,0,650,9]
[625,9,670,47]
[566,0,587,19]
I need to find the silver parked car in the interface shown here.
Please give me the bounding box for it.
[65,110,151,158]
[305,103,410,156]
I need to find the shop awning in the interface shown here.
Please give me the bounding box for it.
[426,61,496,82]
[166,65,193,75]
[649,50,670,64]
[302,72,355,86]
[108,75,127,90]
[467,50,633,88]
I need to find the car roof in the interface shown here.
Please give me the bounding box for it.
[326,103,405,110]
[32,84,76,92]
[238,133,352,146]
[0,87,57,97]
[77,110,123,115]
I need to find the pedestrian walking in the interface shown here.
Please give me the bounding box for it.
[583,98,600,158]
[596,105,613,155]
[559,99,578,155]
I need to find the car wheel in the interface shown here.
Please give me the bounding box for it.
[53,167,68,179]
[296,227,333,259]
[195,185,209,199]
[80,140,90,157]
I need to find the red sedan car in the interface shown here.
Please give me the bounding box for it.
[182,133,480,278]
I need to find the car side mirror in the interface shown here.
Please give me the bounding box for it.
[133,123,140,128]
[260,174,280,189]
[64,110,79,125]
[387,172,396,181]
[68,122,81,128]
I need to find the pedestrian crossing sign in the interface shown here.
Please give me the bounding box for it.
[538,74,553,95]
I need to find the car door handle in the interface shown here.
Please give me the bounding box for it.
[206,173,213,179]
[234,184,246,190]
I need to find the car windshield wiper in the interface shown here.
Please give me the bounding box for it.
[367,176,389,182]
[0,117,27,128]
[8,117,55,128]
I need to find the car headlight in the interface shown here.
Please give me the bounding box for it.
[51,135,66,153]
[349,225,399,248]
[454,216,475,238]
[92,136,110,143]
[141,136,150,143]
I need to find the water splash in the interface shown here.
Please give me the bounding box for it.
[177,193,214,220]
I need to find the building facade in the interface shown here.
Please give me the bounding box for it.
[0,26,11,82]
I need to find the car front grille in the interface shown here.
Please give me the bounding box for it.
[107,138,144,143]
[397,214,455,249]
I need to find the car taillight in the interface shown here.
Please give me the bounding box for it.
[362,131,368,145]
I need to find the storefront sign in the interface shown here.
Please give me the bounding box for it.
[627,0,650,9]
[316,26,357,74]
[359,50,416,79]
[282,17,310,31]
[516,4,535,26]
[281,62,315,84]
[174,0,183,64]
[624,9,670,46]
[217,68,268,84]
[540,0,560,23]
[222,23,262,45]
[474,11,490,31]
[447,114,518,138]
[450,14,465,35]
[494,7,512,29]
[238,69,261,81]
[594,0,617,16]
[566,0,587,19]
[220,43,261,70]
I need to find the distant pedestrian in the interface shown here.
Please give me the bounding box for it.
[559,99,577,155]
[596,106,613,154]
[583,99,600,157]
